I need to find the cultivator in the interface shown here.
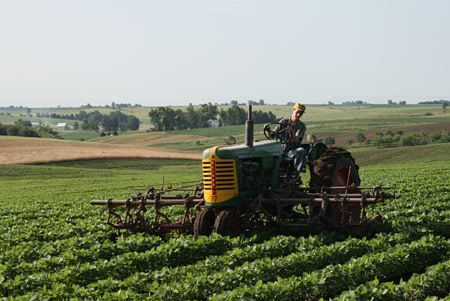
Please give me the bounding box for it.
[91,181,393,238]
[91,183,205,236]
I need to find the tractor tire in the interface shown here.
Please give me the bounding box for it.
[213,208,241,237]
[194,208,215,239]
[309,147,360,189]
[309,147,361,224]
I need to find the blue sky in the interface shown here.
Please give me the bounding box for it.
[1,0,449,107]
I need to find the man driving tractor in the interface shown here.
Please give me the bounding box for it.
[266,103,307,177]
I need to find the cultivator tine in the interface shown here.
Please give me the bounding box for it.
[91,182,204,237]
[345,166,352,197]
[360,193,367,220]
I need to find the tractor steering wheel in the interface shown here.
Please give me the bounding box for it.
[263,122,292,144]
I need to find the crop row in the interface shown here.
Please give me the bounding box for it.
[336,258,450,300]
[0,234,227,296]
[0,230,290,297]
[211,235,450,300]
[144,232,430,300]
[85,232,340,297]
[88,232,420,300]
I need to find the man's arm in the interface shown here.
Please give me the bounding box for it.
[292,123,306,143]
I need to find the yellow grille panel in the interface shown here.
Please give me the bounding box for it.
[202,147,238,204]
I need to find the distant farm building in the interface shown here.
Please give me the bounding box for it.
[56,123,70,130]
[207,119,222,128]
[31,123,39,128]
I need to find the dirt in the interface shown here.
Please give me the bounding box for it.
[0,137,202,164]
[90,132,208,146]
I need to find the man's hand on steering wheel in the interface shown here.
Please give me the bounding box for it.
[263,122,292,144]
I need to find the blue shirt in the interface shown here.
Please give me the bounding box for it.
[276,118,306,150]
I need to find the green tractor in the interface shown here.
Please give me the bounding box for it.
[92,106,393,239]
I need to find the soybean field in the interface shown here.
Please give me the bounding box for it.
[1,153,450,300]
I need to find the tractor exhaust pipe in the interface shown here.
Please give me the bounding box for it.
[245,105,254,147]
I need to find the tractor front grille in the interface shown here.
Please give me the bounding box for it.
[203,160,236,192]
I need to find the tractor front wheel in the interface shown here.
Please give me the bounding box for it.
[194,208,215,239]
[213,208,241,237]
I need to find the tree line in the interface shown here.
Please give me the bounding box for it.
[218,104,277,125]
[72,110,140,132]
[148,104,278,131]
[347,130,450,147]
[0,120,59,138]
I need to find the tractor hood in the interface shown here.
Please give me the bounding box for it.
[202,140,283,160]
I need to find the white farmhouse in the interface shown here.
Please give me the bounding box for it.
[207,119,222,128]
[31,123,39,128]
[56,123,70,130]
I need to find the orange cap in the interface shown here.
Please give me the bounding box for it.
[293,103,306,113]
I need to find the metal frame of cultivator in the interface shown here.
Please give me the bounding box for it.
[255,184,393,232]
[91,183,205,236]
[91,181,393,237]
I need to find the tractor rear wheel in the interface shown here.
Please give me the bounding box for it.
[213,208,241,237]
[309,147,361,225]
[194,208,215,239]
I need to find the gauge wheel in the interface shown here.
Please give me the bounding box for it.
[213,208,241,237]
[194,208,215,239]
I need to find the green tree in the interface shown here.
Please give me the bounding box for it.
[7,125,20,136]
[81,122,89,131]
[381,135,394,146]
[18,126,39,137]
[253,110,277,123]
[197,103,218,127]
[126,115,140,131]
[219,104,247,125]
[73,122,80,130]
[185,104,198,128]
[356,132,366,144]
[0,123,6,135]
[15,119,32,127]
[372,134,383,147]
[443,101,449,114]
[148,107,178,131]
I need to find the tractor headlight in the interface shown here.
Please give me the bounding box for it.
[307,134,316,145]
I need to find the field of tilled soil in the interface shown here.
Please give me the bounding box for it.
[0,159,449,300]
[0,137,201,164]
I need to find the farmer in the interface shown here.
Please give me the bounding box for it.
[275,103,307,175]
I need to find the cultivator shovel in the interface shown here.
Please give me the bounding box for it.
[91,182,205,238]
